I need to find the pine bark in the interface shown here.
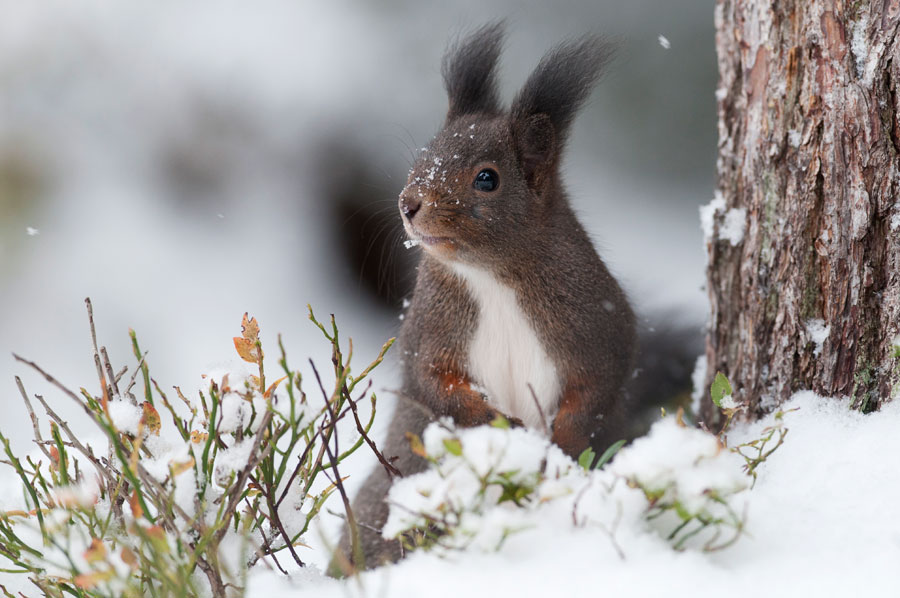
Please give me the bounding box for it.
[701,0,900,424]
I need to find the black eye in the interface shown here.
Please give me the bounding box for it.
[473,168,499,192]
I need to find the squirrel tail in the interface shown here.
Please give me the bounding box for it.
[622,316,704,439]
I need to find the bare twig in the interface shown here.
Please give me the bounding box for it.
[14,377,51,460]
[527,383,550,438]
[101,347,120,399]
[342,381,401,478]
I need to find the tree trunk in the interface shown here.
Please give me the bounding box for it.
[701,0,900,425]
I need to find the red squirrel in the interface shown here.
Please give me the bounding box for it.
[332,23,637,572]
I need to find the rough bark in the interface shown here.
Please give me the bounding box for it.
[701,0,900,425]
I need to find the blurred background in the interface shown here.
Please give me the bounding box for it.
[0,0,715,549]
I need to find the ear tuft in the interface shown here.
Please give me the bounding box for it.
[442,22,506,120]
[511,36,614,144]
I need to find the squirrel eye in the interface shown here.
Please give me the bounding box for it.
[473,168,499,192]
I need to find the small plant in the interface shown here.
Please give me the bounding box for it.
[610,415,749,551]
[0,299,393,597]
[385,412,754,559]
[707,370,792,486]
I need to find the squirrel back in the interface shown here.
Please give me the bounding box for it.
[331,23,637,574]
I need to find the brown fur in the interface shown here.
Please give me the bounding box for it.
[329,23,636,575]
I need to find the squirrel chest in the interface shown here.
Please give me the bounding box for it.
[452,262,562,429]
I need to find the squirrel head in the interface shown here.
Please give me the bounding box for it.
[399,23,613,267]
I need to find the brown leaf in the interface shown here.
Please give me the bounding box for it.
[233,313,263,364]
[49,446,61,471]
[83,537,107,564]
[190,429,209,444]
[74,570,112,589]
[129,490,144,520]
[264,375,288,398]
[406,432,427,457]
[144,525,169,554]
[169,456,195,477]
[120,546,138,568]
[141,402,161,436]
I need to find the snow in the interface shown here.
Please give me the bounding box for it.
[720,207,747,246]
[806,318,831,356]
[699,194,745,246]
[25,226,39,236]
[214,437,256,484]
[658,35,671,49]
[851,12,870,81]
[699,192,725,242]
[106,398,144,435]
[243,392,900,597]
[788,128,802,147]
[890,209,900,231]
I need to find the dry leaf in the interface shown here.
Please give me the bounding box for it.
[141,402,161,436]
[120,546,138,568]
[190,430,209,444]
[49,446,60,471]
[74,570,113,589]
[264,375,288,398]
[84,537,107,564]
[144,525,169,553]
[233,312,263,364]
[406,432,427,457]
[129,490,144,520]
[169,456,195,477]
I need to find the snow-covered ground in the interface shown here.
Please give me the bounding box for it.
[248,392,900,597]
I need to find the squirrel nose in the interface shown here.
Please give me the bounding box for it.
[400,195,422,220]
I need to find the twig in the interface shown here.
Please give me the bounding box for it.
[14,377,51,460]
[527,383,550,438]
[101,347,120,399]
[342,381,401,478]
[313,360,364,570]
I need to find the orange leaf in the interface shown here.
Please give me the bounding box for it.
[74,570,112,589]
[233,313,263,364]
[83,537,107,564]
[190,430,209,444]
[141,402,161,436]
[264,375,288,398]
[169,456,195,477]
[49,446,61,471]
[144,525,169,553]
[405,432,427,458]
[120,546,138,568]
[129,490,144,520]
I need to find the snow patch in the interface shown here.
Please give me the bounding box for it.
[699,192,726,242]
[851,12,870,80]
[107,399,143,435]
[658,35,671,49]
[805,319,830,356]
[720,207,747,246]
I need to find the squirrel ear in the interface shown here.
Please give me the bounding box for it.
[513,113,556,188]
[511,36,613,175]
[442,22,506,120]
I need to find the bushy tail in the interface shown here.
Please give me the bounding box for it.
[623,317,704,439]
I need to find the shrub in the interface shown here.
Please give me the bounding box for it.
[0,300,393,597]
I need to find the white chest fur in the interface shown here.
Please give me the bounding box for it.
[451,263,562,431]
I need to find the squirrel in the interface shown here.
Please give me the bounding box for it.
[330,23,638,574]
